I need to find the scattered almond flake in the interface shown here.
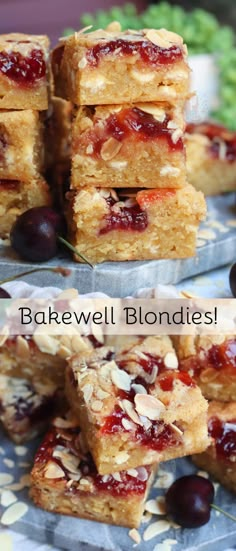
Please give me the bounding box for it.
[0,447,5,455]
[100,137,122,161]
[153,539,177,551]
[91,399,103,412]
[0,473,14,486]
[111,367,131,391]
[143,520,171,541]
[106,20,122,32]
[136,467,149,482]
[102,475,110,483]
[82,383,93,403]
[115,451,130,465]
[122,399,143,426]
[44,461,65,479]
[1,501,28,525]
[56,452,79,474]
[142,511,152,523]
[131,383,147,394]
[129,528,141,545]
[121,417,136,431]
[0,326,9,346]
[16,336,30,358]
[171,128,183,144]
[112,472,122,482]
[57,288,78,300]
[206,220,229,233]
[227,219,236,228]
[145,497,166,516]
[197,229,216,240]
[96,388,110,400]
[14,445,27,456]
[0,490,17,507]
[127,469,138,478]
[196,239,206,248]
[0,532,13,551]
[3,459,14,469]
[197,470,209,479]
[134,394,165,421]
[154,471,174,489]
[163,352,178,370]
[53,417,77,429]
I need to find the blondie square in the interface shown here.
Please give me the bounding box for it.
[30,413,156,528]
[174,335,236,402]
[0,178,52,238]
[0,375,61,444]
[186,122,236,195]
[52,26,190,106]
[67,185,206,263]
[65,336,209,474]
[0,33,50,110]
[0,110,44,182]
[71,103,186,189]
[193,401,236,494]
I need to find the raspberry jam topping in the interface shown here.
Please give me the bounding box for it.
[187,122,236,162]
[84,108,183,155]
[100,194,148,234]
[159,371,195,392]
[86,39,183,67]
[0,179,20,191]
[0,49,46,85]
[208,416,236,462]
[180,339,236,376]
[36,425,149,496]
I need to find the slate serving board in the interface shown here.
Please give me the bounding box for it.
[0,194,235,297]
[0,428,235,551]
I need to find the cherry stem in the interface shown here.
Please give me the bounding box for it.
[0,266,71,285]
[211,503,236,523]
[58,236,94,269]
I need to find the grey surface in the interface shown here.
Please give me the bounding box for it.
[0,428,235,551]
[0,194,235,297]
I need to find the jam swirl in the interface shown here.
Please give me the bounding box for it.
[208,416,236,462]
[86,39,183,67]
[0,48,46,85]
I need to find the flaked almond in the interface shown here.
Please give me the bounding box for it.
[145,496,166,515]
[127,468,138,478]
[143,520,171,541]
[134,394,165,420]
[53,417,77,429]
[131,69,155,83]
[16,336,30,358]
[136,466,148,481]
[131,383,147,395]
[96,388,109,400]
[121,417,136,431]
[164,352,178,370]
[129,528,141,545]
[115,451,130,464]
[169,423,184,436]
[0,473,14,486]
[111,367,131,391]
[112,471,122,482]
[100,137,122,161]
[91,399,103,412]
[57,288,78,300]
[86,144,93,154]
[1,502,28,526]
[78,56,88,69]
[145,29,171,48]
[58,452,79,474]
[44,461,65,479]
[171,128,183,144]
[122,399,143,426]
[33,334,58,355]
[82,383,93,403]
[106,21,121,32]
[0,326,9,346]
[136,103,166,122]
[71,335,87,353]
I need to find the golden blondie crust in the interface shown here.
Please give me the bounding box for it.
[65,336,209,474]
[0,375,61,444]
[193,401,236,494]
[30,413,156,528]
[0,33,50,110]
[71,103,186,189]
[174,335,236,402]
[0,332,96,387]
[67,185,206,263]
[45,97,72,168]
[0,110,44,182]
[0,178,52,238]
[52,26,190,106]
[186,122,236,195]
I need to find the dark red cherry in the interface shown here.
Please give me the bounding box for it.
[229,263,236,297]
[165,475,214,528]
[0,288,11,298]
[10,207,63,262]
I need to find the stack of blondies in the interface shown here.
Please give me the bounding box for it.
[52,23,206,263]
[0,33,52,238]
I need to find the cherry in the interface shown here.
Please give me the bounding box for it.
[10,207,64,262]
[229,263,236,297]
[165,475,214,528]
[0,288,11,298]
